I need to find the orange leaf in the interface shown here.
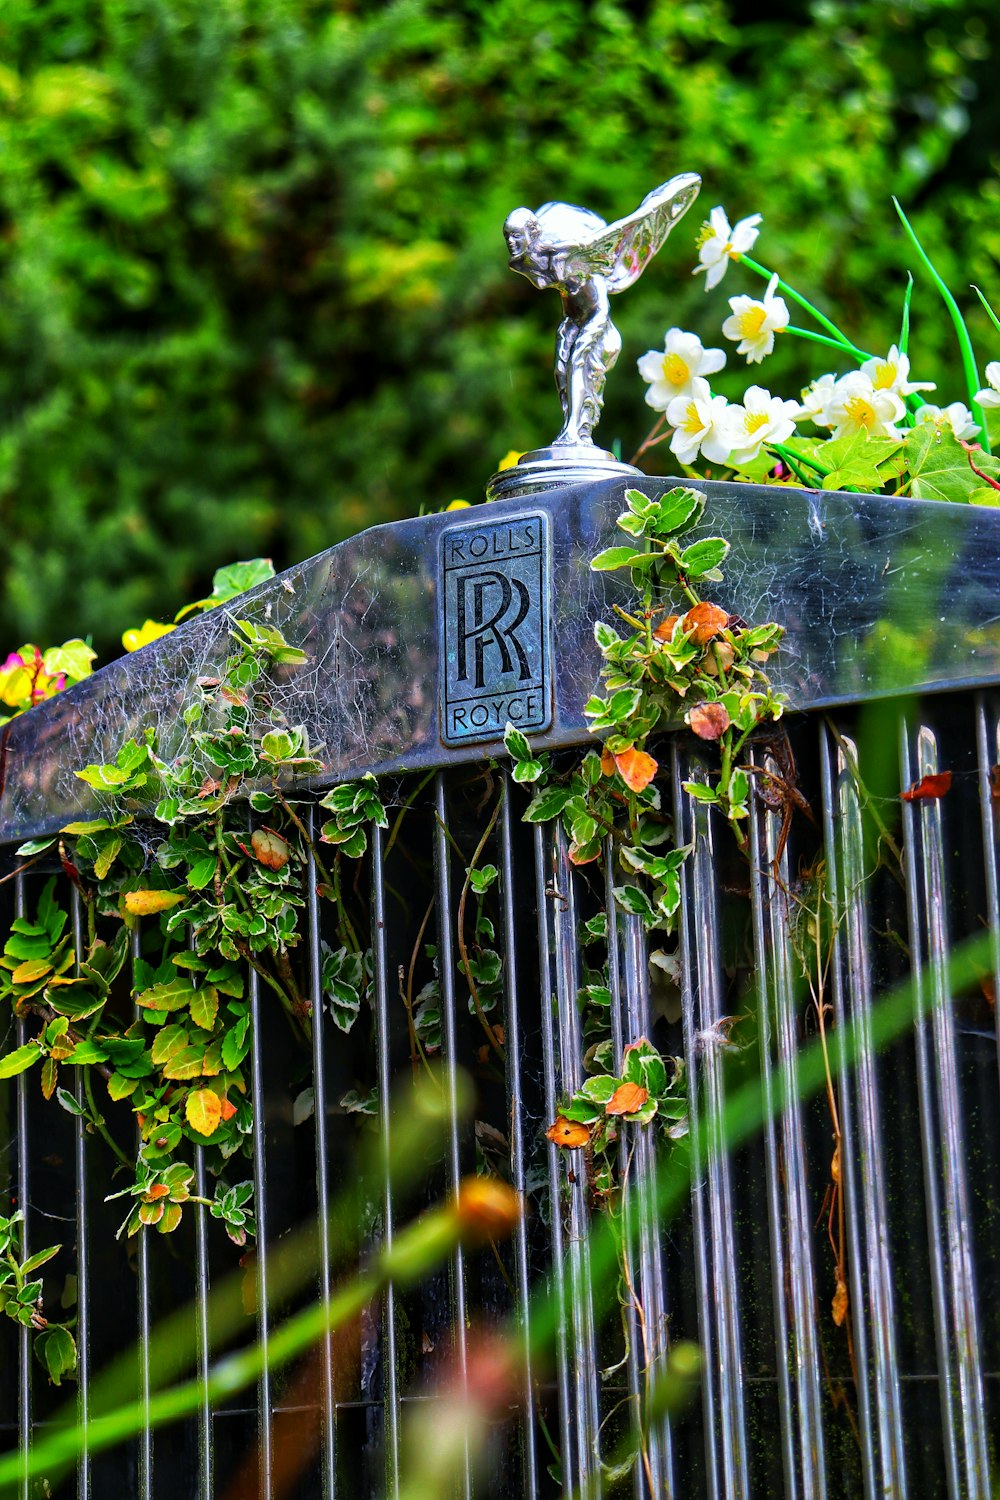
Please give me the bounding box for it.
[219,1096,238,1122]
[545,1115,590,1149]
[251,828,290,871]
[687,702,730,741]
[832,1278,849,1327]
[600,746,617,777]
[991,765,1000,804]
[455,1177,523,1242]
[900,771,952,802]
[614,747,658,792]
[681,602,729,646]
[605,1081,649,1116]
[653,614,681,643]
[146,1183,170,1200]
[11,959,52,985]
[124,890,186,916]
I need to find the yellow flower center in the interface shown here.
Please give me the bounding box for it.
[744,410,770,435]
[662,352,691,386]
[872,361,897,391]
[681,402,704,435]
[844,394,876,429]
[736,305,768,338]
[695,221,716,248]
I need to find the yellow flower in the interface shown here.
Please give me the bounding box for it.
[497,450,523,471]
[122,620,175,653]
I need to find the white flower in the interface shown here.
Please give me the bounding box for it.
[693,206,762,291]
[974,361,1000,409]
[666,377,736,466]
[860,345,935,398]
[721,274,789,365]
[914,402,980,441]
[637,329,726,410]
[726,386,800,464]
[826,372,906,440]
[795,373,839,430]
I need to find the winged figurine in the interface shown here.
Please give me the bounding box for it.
[504,173,701,450]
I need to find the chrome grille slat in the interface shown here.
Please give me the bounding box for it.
[499,778,541,1500]
[820,724,907,1500]
[899,718,990,1499]
[431,772,473,1500]
[673,749,750,1499]
[748,752,827,1499]
[370,819,401,1496]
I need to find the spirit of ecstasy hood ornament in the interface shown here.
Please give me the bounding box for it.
[487,173,701,501]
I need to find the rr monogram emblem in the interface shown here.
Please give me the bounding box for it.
[440,512,552,745]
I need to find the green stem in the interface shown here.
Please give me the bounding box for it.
[784,326,870,363]
[771,442,830,479]
[455,797,505,1064]
[737,254,852,345]
[893,197,991,454]
[82,1068,131,1170]
[769,445,813,487]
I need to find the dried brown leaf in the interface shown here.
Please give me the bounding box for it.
[687,702,731,741]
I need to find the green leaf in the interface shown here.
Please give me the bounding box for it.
[15,838,57,856]
[36,1325,77,1386]
[151,1024,189,1066]
[328,979,361,1033]
[580,1074,619,1104]
[523,785,576,823]
[590,546,638,572]
[503,724,531,761]
[136,976,196,1012]
[93,835,123,880]
[20,1244,60,1276]
[0,1042,40,1078]
[511,758,544,784]
[186,857,218,891]
[593,621,622,651]
[162,1045,206,1080]
[55,1087,86,1117]
[905,423,1000,504]
[613,886,657,921]
[179,558,275,616]
[190,985,219,1031]
[221,1015,251,1070]
[679,538,729,577]
[682,782,720,804]
[67,1039,109,1065]
[107,1073,139,1101]
[654,486,706,535]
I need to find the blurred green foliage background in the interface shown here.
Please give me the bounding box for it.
[0,0,998,654]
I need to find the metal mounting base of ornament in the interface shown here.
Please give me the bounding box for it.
[485,444,641,502]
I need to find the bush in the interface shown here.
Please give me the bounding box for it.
[0,0,997,651]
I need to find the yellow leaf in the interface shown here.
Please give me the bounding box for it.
[122,620,175,653]
[123,890,185,916]
[11,959,52,985]
[186,1089,222,1137]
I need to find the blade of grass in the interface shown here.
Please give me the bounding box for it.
[893,198,991,454]
[971,285,1000,338]
[898,272,914,356]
